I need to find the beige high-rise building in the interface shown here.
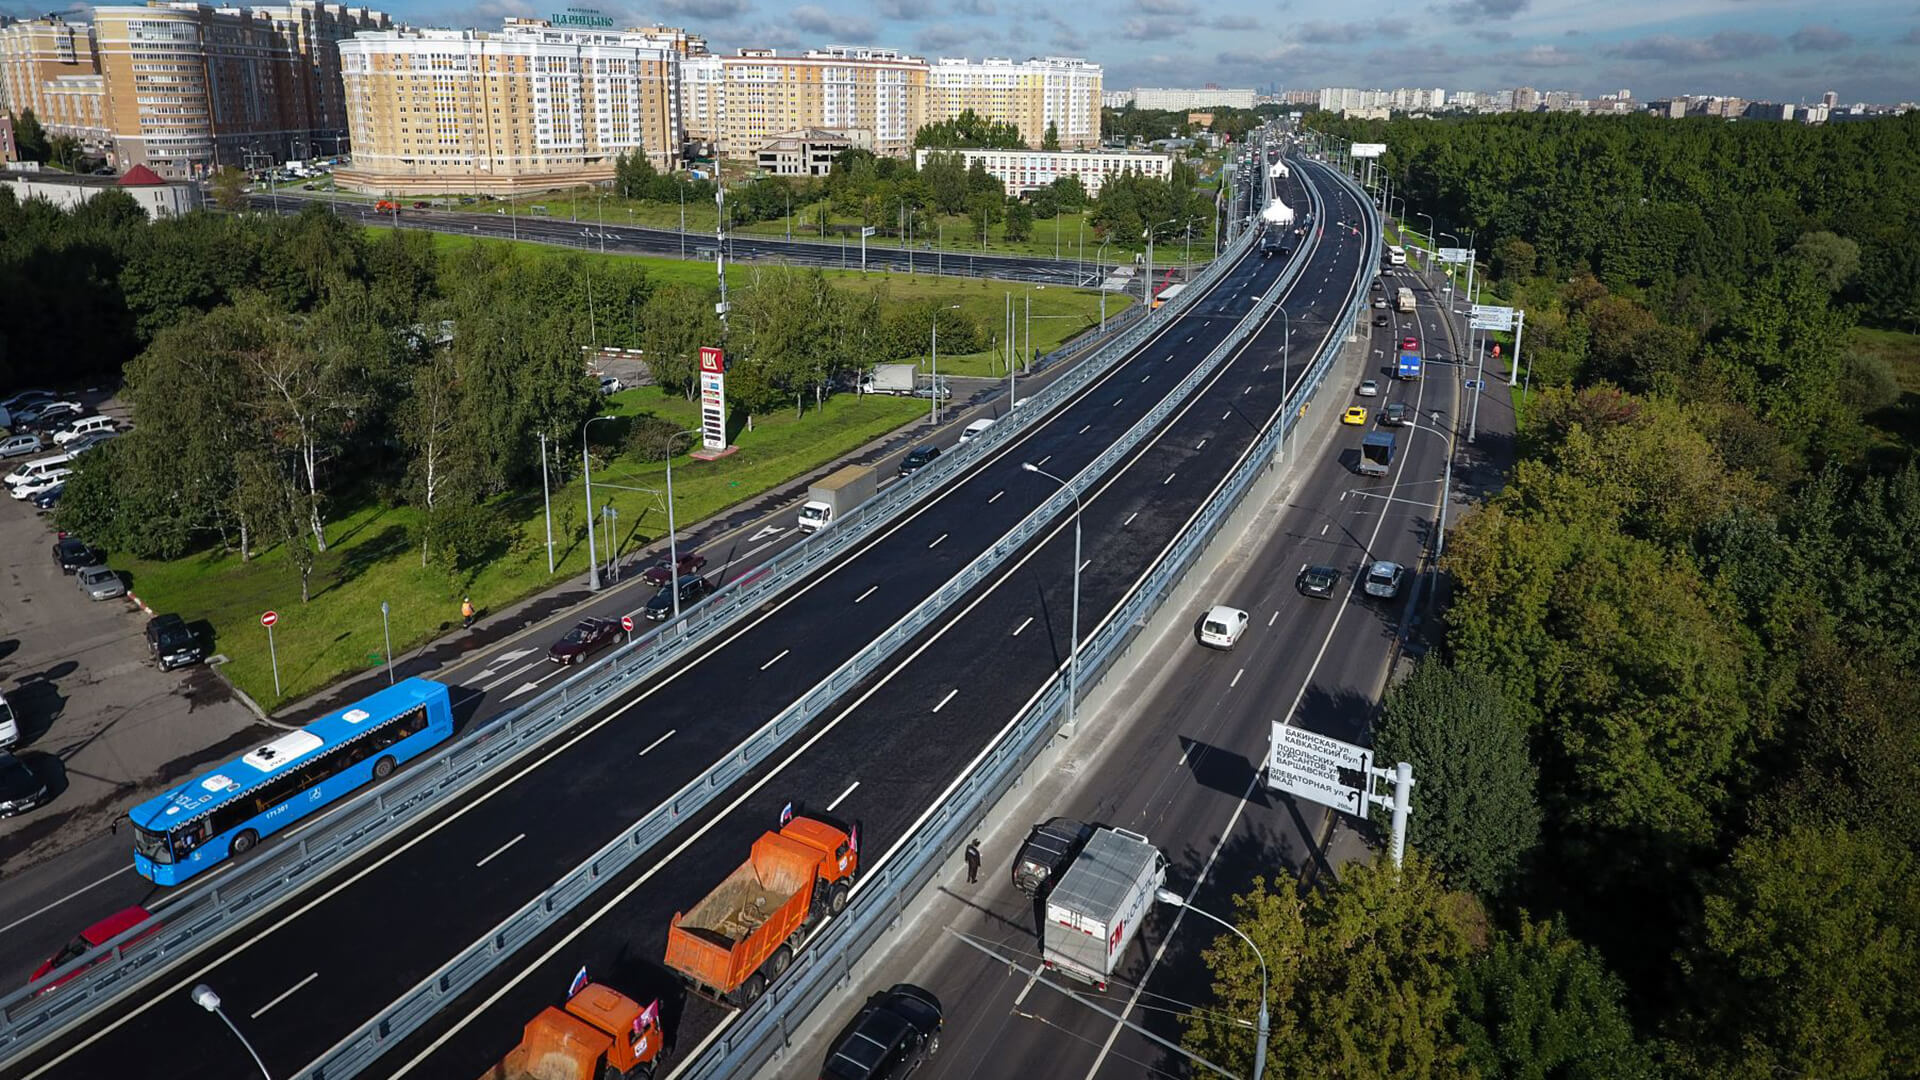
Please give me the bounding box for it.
[0,2,387,178]
[928,56,1101,149]
[334,19,682,195]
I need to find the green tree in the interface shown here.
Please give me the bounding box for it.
[1003,198,1033,242]
[638,283,722,398]
[1861,242,1920,331]
[1454,917,1652,1080]
[1790,230,1860,293]
[920,151,969,215]
[1042,121,1061,152]
[1374,659,1540,897]
[11,108,49,162]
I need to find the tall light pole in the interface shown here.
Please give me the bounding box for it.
[1416,212,1437,272]
[663,427,700,620]
[1154,890,1268,1080]
[539,429,555,573]
[583,414,616,590]
[379,601,393,684]
[1095,238,1111,331]
[190,984,272,1080]
[1021,463,1081,738]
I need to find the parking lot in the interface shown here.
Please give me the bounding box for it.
[0,478,268,877]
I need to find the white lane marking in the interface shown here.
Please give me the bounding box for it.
[1195,439,1207,450]
[1140,374,1149,383]
[1230,668,1244,688]
[1036,455,1051,467]
[1124,512,1138,526]
[481,656,548,694]
[474,833,526,869]
[475,647,537,680]
[1079,559,1091,573]
[826,781,860,812]
[1078,424,1091,434]
[932,689,959,713]
[1162,472,1176,485]
[1262,364,1270,372]
[1243,385,1252,394]
[1112,398,1124,407]
[1268,611,1279,627]
[928,533,947,549]
[250,972,319,1020]
[1184,335,1193,342]
[988,490,1004,504]
[760,649,789,671]
[638,730,676,756]
[1012,616,1033,636]
[1176,745,1191,767]
[1321,524,1329,535]
[747,523,784,542]
[0,867,128,937]
[855,585,878,603]
[1012,967,1043,1006]
[1221,410,1231,420]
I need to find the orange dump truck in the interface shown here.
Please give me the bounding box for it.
[664,814,857,1007]
[375,199,400,213]
[479,980,663,1080]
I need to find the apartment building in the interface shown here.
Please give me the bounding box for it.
[914,146,1168,197]
[0,2,388,178]
[928,56,1101,149]
[334,19,681,195]
[1130,86,1255,110]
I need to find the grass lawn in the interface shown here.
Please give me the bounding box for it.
[1854,327,1920,458]
[114,389,925,711]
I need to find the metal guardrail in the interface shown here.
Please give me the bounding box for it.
[293,212,1289,1080]
[677,159,1379,1080]
[0,220,1249,1066]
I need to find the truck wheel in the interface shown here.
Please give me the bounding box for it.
[768,944,792,978]
[373,755,396,779]
[828,882,850,915]
[738,972,766,1007]
[230,830,258,855]
[600,1064,629,1080]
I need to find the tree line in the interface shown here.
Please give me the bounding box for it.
[1181,113,1920,1079]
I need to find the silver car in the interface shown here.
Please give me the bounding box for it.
[1363,560,1405,599]
[77,565,126,601]
[0,433,41,458]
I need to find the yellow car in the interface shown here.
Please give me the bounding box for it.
[1341,406,1370,426]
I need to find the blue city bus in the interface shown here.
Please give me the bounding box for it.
[129,677,454,886]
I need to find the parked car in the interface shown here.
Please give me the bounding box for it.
[145,614,207,671]
[29,484,63,511]
[12,470,72,500]
[24,402,84,432]
[411,200,430,209]
[640,552,707,587]
[1380,401,1409,426]
[1013,818,1095,897]
[1199,605,1251,650]
[1356,380,1379,397]
[821,984,944,1080]
[643,574,711,621]
[76,565,125,601]
[0,389,56,415]
[597,375,624,395]
[53,415,116,446]
[0,753,47,817]
[64,431,117,455]
[546,616,623,664]
[898,444,940,477]
[1363,560,1405,599]
[0,433,42,458]
[0,692,18,750]
[52,536,99,574]
[1341,406,1369,426]
[28,907,155,996]
[1297,564,1340,599]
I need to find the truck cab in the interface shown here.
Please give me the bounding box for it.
[480,981,663,1080]
[798,500,833,532]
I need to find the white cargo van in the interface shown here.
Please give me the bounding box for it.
[0,693,17,751]
[54,416,116,446]
[5,453,72,490]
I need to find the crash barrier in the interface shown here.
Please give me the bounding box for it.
[0,195,1269,1065]
[674,158,1378,1080]
[288,185,1323,1080]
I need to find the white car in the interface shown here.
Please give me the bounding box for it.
[54,416,117,446]
[12,470,71,500]
[1356,380,1379,397]
[597,375,624,395]
[1363,561,1405,599]
[1199,605,1250,650]
[959,418,994,442]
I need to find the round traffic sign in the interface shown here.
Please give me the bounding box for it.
[621,615,635,633]
[261,610,279,628]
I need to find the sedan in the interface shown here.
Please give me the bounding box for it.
[23,403,83,432]
[547,616,622,664]
[641,552,708,587]
[29,484,63,511]
[1297,564,1340,599]
[1380,401,1410,426]
[0,753,48,818]
[1341,406,1370,426]
[1364,560,1406,599]
[52,537,98,574]
[1400,336,1420,352]
[643,574,711,621]
[1356,380,1379,398]
[76,565,126,601]
[1371,297,1388,309]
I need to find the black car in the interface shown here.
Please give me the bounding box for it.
[547,616,623,664]
[1380,401,1409,426]
[0,753,47,818]
[30,484,63,511]
[641,551,708,587]
[26,403,84,433]
[821,984,943,1080]
[1373,314,1390,327]
[52,536,99,574]
[1012,817,1095,897]
[643,575,711,621]
[145,614,206,671]
[898,444,940,477]
[1297,564,1340,599]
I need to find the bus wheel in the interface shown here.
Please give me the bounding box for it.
[373,756,396,779]
[828,882,850,915]
[231,830,258,855]
[768,944,792,978]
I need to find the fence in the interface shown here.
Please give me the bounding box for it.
[672,158,1378,1080]
[0,194,1261,1066]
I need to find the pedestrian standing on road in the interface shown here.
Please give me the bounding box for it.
[461,597,475,629]
[965,839,981,884]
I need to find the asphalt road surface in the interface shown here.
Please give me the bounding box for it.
[2,164,1321,1080]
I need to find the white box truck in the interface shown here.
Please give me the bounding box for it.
[1042,827,1168,990]
[797,464,877,533]
[860,364,917,396]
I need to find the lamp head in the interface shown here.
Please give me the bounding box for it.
[1021,462,1040,474]
[190,984,221,1012]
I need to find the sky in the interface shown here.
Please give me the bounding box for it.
[8,0,1917,104]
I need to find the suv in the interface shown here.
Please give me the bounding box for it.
[0,753,47,818]
[643,574,711,621]
[52,536,99,574]
[1013,818,1095,896]
[1297,564,1340,599]
[146,614,207,671]
[821,984,944,1080]
[898,445,940,477]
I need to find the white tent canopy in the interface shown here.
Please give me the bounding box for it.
[1261,198,1295,226]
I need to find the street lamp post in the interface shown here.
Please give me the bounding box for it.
[1154,890,1268,1080]
[1416,212,1437,272]
[1095,239,1111,331]
[1021,463,1081,737]
[379,601,393,684]
[663,427,700,620]
[583,414,616,590]
[191,984,272,1080]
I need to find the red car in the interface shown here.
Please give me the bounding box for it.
[546,616,623,664]
[1400,336,1420,352]
[30,907,155,996]
[641,551,708,587]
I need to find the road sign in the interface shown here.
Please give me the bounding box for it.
[1349,142,1386,158]
[860,226,876,237]
[1470,303,1515,332]
[260,610,278,628]
[1265,722,1372,815]
[621,615,634,633]
[1436,247,1473,264]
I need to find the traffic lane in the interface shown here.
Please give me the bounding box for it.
[2,239,1286,1079]
[368,187,1353,1076]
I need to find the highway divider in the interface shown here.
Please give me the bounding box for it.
[0,196,1262,1066]
[674,157,1381,1080]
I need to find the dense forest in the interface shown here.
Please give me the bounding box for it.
[1180,113,1920,1078]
